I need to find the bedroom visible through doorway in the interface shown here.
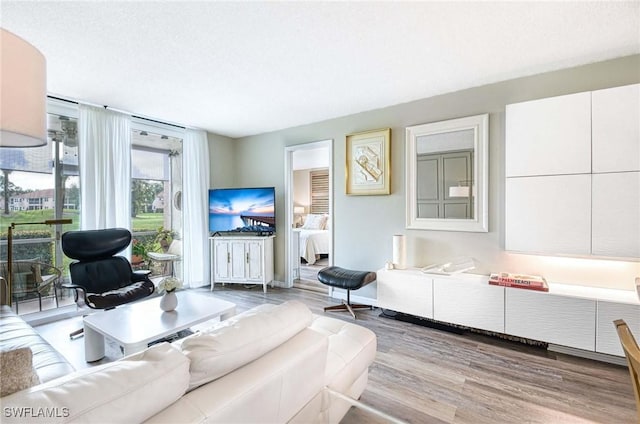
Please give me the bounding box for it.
[285,140,332,293]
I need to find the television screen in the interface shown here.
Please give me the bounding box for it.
[209,187,276,233]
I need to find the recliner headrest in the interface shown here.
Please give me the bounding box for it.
[62,228,132,261]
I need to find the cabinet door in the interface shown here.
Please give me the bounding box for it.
[592,84,640,173]
[505,289,596,351]
[596,301,640,356]
[505,92,591,177]
[377,269,433,318]
[592,172,640,258]
[246,240,263,281]
[505,175,591,255]
[213,240,230,280]
[230,241,247,280]
[433,277,504,333]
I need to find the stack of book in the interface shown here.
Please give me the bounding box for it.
[489,272,549,292]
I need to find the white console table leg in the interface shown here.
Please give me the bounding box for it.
[84,324,105,362]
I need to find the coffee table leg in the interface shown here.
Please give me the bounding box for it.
[84,324,105,362]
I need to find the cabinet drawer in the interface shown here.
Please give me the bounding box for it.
[596,301,640,356]
[433,278,504,333]
[377,269,433,319]
[505,289,596,351]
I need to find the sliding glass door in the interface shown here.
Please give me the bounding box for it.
[0,98,184,315]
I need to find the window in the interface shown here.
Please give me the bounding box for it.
[310,169,329,214]
[130,128,182,275]
[0,108,78,315]
[0,98,185,315]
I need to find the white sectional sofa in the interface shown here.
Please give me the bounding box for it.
[1,300,377,423]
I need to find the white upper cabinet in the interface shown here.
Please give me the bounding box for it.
[506,84,640,258]
[506,175,592,255]
[592,172,640,258]
[592,84,640,173]
[505,92,591,177]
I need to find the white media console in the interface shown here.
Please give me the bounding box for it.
[377,268,640,361]
[209,235,275,293]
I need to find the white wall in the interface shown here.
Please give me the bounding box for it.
[293,147,330,170]
[221,55,640,299]
[293,169,310,210]
[208,132,236,188]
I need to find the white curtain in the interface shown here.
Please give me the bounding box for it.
[182,129,210,288]
[78,105,132,230]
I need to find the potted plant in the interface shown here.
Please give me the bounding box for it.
[131,239,147,265]
[154,228,175,252]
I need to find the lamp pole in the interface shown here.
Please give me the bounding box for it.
[5,219,72,306]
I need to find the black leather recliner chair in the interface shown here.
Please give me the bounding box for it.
[62,228,155,337]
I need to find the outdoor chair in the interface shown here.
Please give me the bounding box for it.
[0,260,61,314]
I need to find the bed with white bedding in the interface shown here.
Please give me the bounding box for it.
[296,229,330,265]
[295,214,330,265]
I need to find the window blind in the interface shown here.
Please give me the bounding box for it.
[310,169,329,214]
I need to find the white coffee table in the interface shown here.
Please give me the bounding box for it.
[83,291,236,362]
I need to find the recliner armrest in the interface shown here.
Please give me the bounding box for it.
[60,283,88,307]
[132,270,152,282]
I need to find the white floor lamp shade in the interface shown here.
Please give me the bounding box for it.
[0,29,47,147]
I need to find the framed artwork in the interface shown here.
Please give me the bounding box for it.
[346,128,391,195]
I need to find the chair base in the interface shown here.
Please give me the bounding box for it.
[324,300,372,320]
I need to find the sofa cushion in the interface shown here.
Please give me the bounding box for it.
[0,347,40,397]
[308,315,377,393]
[1,343,190,424]
[179,300,313,391]
[0,305,75,383]
[147,328,329,424]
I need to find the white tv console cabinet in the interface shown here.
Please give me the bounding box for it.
[377,268,640,359]
[209,235,274,293]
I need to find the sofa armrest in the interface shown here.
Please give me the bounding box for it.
[0,305,75,383]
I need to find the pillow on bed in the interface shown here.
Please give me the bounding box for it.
[324,214,331,230]
[301,214,327,230]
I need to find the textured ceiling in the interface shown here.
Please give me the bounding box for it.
[2,1,639,138]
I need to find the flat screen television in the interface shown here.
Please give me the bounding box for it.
[208,187,276,234]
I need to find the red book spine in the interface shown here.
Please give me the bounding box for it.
[488,280,549,292]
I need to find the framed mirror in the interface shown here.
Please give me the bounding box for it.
[406,114,488,232]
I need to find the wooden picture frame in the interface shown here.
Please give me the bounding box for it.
[346,128,391,195]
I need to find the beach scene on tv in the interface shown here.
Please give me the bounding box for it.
[209,187,276,233]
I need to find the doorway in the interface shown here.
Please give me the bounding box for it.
[284,140,333,292]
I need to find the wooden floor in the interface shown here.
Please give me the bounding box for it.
[36,286,637,423]
[294,256,329,292]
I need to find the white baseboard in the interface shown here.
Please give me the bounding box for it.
[270,280,292,289]
[548,344,627,366]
